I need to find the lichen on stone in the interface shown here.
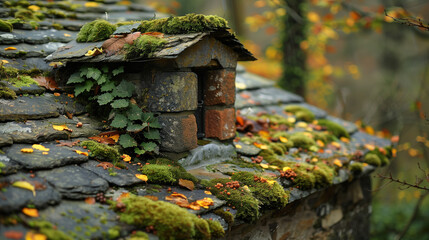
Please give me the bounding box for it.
[284,105,315,122]
[76,19,116,42]
[124,35,167,59]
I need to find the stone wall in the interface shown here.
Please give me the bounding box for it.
[224,175,372,240]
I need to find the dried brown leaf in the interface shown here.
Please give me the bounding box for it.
[33,76,58,91]
[102,32,141,56]
[178,179,194,191]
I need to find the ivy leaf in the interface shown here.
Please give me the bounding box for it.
[134,148,146,155]
[75,81,94,96]
[127,123,147,132]
[127,104,143,121]
[112,80,134,98]
[119,134,137,148]
[97,74,108,85]
[111,99,129,108]
[87,67,102,81]
[141,113,155,122]
[101,65,109,73]
[112,66,124,76]
[144,129,160,140]
[149,118,162,129]
[80,67,89,77]
[67,72,85,84]
[110,113,128,128]
[101,81,116,92]
[97,93,114,105]
[141,141,157,152]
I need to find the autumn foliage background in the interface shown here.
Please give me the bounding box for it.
[142,0,429,238]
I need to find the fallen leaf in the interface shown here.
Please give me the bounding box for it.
[56,140,80,147]
[135,174,148,182]
[88,136,116,145]
[234,144,242,149]
[340,137,350,143]
[25,231,47,240]
[364,144,375,151]
[52,124,69,131]
[260,163,269,169]
[117,192,130,202]
[144,195,158,201]
[121,154,131,162]
[97,162,114,170]
[74,150,88,156]
[204,191,212,195]
[42,152,48,155]
[102,32,141,56]
[21,148,34,153]
[282,167,291,172]
[85,197,95,204]
[316,140,325,147]
[33,76,58,91]
[54,92,61,97]
[333,159,343,167]
[4,231,23,239]
[188,202,201,210]
[85,2,99,7]
[22,208,39,217]
[236,116,244,126]
[4,47,17,51]
[32,144,50,152]
[178,179,194,191]
[85,47,103,57]
[279,136,288,143]
[65,112,73,119]
[331,142,341,149]
[49,62,63,68]
[266,180,277,185]
[64,33,71,37]
[196,197,214,209]
[1,59,9,64]
[12,181,36,196]
[28,5,40,11]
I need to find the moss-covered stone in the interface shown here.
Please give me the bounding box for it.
[80,140,120,162]
[137,13,228,34]
[15,9,40,21]
[0,82,17,99]
[289,132,316,150]
[28,220,72,240]
[317,119,350,138]
[284,105,315,122]
[283,162,335,190]
[207,219,225,239]
[248,114,293,127]
[124,35,167,59]
[113,194,222,239]
[213,208,234,226]
[128,231,149,240]
[139,162,199,185]
[0,19,13,32]
[76,19,116,42]
[364,153,381,166]
[7,76,38,88]
[349,162,364,174]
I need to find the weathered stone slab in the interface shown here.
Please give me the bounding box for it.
[0,95,60,121]
[0,173,61,213]
[37,165,109,199]
[38,201,119,240]
[53,19,87,31]
[0,134,12,147]
[81,160,143,187]
[234,141,261,156]
[0,42,66,58]
[45,40,103,61]
[5,143,88,170]
[75,4,128,13]
[0,225,30,240]
[236,87,304,109]
[129,3,156,12]
[1,81,45,95]
[0,154,22,175]
[1,57,53,71]
[351,131,391,149]
[0,29,76,45]
[235,71,275,91]
[158,113,198,153]
[180,141,236,169]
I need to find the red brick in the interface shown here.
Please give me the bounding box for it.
[205,108,236,140]
[158,114,197,153]
[204,69,236,106]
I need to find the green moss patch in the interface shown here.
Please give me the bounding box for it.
[138,13,228,34]
[349,162,364,174]
[124,35,167,59]
[0,82,16,99]
[289,132,317,150]
[0,19,13,32]
[316,119,350,139]
[80,140,120,162]
[284,105,315,122]
[113,195,224,239]
[139,161,198,185]
[213,208,234,226]
[76,19,116,42]
[28,220,72,240]
[283,162,335,190]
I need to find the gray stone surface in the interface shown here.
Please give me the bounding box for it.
[0,42,66,58]
[2,81,45,95]
[235,71,275,91]
[0,225,30,240]
[81,160,143,187]
[0,154,22,175]
[5,143,88,170]
[2,57,53,71]
[37,165,109,199]
[236,87,304,109]
[38,201,119,240]
[0,29,76,45]
[0,173,61,213]
[351,131,391,149]
[0,134,12,147]
[158,113,197,153]
[235,141,261,156]
[0,95,60,121]
[180,141,236,169]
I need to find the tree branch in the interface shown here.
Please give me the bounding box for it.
[377,171,429,191]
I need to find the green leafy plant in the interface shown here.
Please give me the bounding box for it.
[67,65,161,155]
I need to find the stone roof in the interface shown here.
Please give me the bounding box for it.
[0,1,392,240]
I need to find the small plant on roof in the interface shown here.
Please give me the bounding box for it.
[77,19,117,42]
[124,34,167,59]
[67,65,161,155]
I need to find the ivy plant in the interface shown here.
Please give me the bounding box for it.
[67,65,161,155]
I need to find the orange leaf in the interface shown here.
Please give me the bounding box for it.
[279,136,288,143]
[135,174,148,182]
[121,154,131,162]
[236,116,244,126]
[52,124,69,131]
[25,231,47,240]
[74,150,88,156]
[170,193,187,199]
[102,32,141,56]
[144,195,158,201]
[54,92,61,97]
[4,231,23,239]
[88,136,116,145]
[21,148,34,153]
[364,144,375,151]
[33,76,58,91]
[85,197,95,204]
[188,202,201,210]
[196,197,214,209]
[349,11,361,20]
[204,191,212,195]
[117,192,130,202]
[4,47,17,51]
[178,179,194,191]
[333,159,343,167]
[22,208,39,217]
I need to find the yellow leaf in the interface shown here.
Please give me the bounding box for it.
[287,117,296,123]
[365,126,375,135]
[269,165,279,170]
[331,142,341,149]
[42,152,49,155]
[236,82,246,89]
[364,144,375,151]
[26,231,47,240]
[296,122,308,128]
[22,208,39,217]
[85,2,99,7]
[204,191,212,195]
[4,47,17,51]
[307,11,320,22]
[1,59,9,64]
[122,154,131,162]
[85,47,103,57]
[74,150,88,156]
[266,180,276,185]
[135,174,148,182]
[333,159,343,167]
[49,62,63,67]
[52,124,69,131]
[234,144,242,149]
[282,167,291,172]
[316,140,325,147]
[260,163,269,169]
[279,136,288,143]
[21,148,34,153]
[64,33,71,37]
[28,5,40,11]
[340,137,350,143]
[362,163,368,167]
[12,181,36,196]
[32,144,50,152]
[196,198,214,209]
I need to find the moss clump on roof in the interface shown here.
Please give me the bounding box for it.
[349,162,364,174]
[28,220,72,240]
[80,140,120,162]
[206,219,225,239]
[317,119,350,139]
[284,162,335,190]
[113,194,223,239]
[0,20,13,32]
[289,132,317,150]
[139,161,199,185]
[76,19,116,42]
[364,149,390,167]
[213,208,234,226]
[14,9,41,21]
[284,105,315,122]
[364,153,381,166]
[0,82,16,99]
[248,114,293,127]
[128,231,149,240]
[124,35,167,59]
[231,171,288,209]
[137,13,228,34]
[6,75,38,88]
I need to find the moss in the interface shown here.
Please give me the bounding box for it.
[312,131,334,143]
[46,9,67,18]
[269,142,288,155]
[312,162,335,188]
[128,231,149,240]
[114,194,216,239]
[258,149,281,166]
[349,162,364,174]
[15,9,40,21]
[0,162,5,174]
[107,226,121,239]
[80,140,120,162]
[364,153,381,166]
[116,21,140,27]
[0,82,17,99]
[204,178,260,222]
[317,119,350,139]
[213,208,234,226]
[124,35,167,59]
[139,164,176,184]
[284,105,315,122]
[138,14,228,34]
[7,76,38,88]
[248,114,293,127]
[283,162,334,190]
[207,219,225,239]
[0,20,13,32]
[76,19,116,42]
[289,132,316,150]
[52,23,63,30]
[231,172,288,209]
[28,220,72,240]
[365,149,389,166]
